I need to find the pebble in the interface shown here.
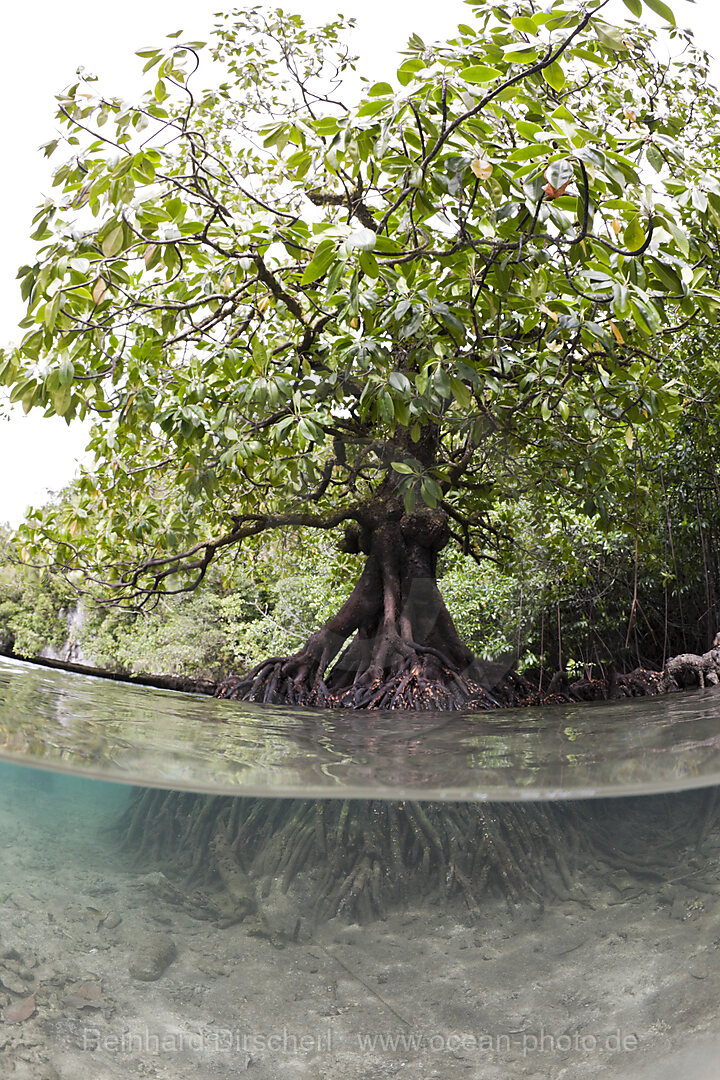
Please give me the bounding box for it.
[128,934,177,981]
[689,958,712,980]
[102,912,122,930]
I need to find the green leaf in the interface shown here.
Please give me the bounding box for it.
[649,258,683,294]
[502,46,539,63]
[623,216,646,252]
[420,476,442,508]
[542,62,566,91]
[545,158,574,190]
[646,144,665,173]
[388,371,411,394]
[644,0,675,25]
[44,293,61,331]
[460,65,504,84]
[622,0,643,15]
[357,99,391,118]
[101,224,124,258]
[665,220,689,258]
[511,16,538,33]
[390,461,414,474]
[52,385,72,417]
[251,337,268,373]
[593,20,630,51]
[397,58,424,86]
[612,283,631,319]
[449,377,472,409]
[311,117,339,137]
[368,81,393,97]
[630,298,660,335]
[300,240,335,286]
[433,369,452,398]
[359,251,379,278]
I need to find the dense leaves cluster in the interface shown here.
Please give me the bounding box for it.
[1,0,719,609]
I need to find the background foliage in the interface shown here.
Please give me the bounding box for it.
[2,0,720,681]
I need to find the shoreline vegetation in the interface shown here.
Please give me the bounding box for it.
[3,521,720,711]
[2,635,716,711]
[3,0,720,714]
[3,517,720,710]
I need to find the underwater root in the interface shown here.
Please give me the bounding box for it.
[111,788,719,925]
[113,790,613,924]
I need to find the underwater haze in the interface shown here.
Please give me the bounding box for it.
[1,656,720,1078]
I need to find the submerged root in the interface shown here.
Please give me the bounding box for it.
[113,791,604,923]
[112,788,720,924]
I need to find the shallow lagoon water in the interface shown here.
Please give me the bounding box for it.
[1,655,720,1079]
[3,654,720,799]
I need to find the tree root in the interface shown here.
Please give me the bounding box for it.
[110,787,719,924]
[216,656,495,710]
[113,790,604,922]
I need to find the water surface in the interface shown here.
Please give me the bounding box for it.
[2,654,720,799]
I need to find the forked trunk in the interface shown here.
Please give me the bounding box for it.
[216,507,496,710]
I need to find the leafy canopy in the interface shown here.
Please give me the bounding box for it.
[2,0,719,604]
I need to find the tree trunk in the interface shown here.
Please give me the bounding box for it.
[216,507,496,710]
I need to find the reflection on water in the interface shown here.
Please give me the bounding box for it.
[1,657,720,1077]
[3,655,720,799]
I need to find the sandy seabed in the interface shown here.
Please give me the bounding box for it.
[1,763,719,1080]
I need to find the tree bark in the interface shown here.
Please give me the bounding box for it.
[216,507,496,710]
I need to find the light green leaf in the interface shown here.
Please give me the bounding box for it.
[44,294,61,330]
[612,283,631,319]
[542,62,566,91]
[511,16,538,33]
[460,65,504,84]
[397,58,424,86]
[623,216,646,252]
[101,224,124,258]
[644,0,675,25]
[594,20,630,51]
[52,385,72,417]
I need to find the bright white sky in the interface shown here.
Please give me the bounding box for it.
[0,0,717,527]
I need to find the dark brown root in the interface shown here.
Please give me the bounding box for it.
[216,656,494,710]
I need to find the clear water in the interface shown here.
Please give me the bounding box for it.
[3,655,720,799]
[1,655,720,1079]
